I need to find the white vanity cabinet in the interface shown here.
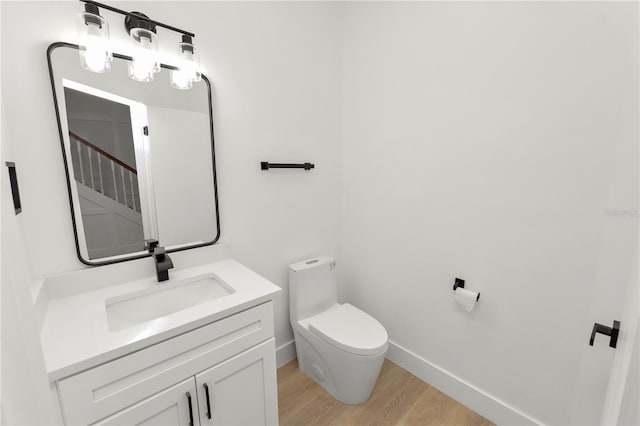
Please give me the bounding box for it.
[195,339,277,425]
[54,302,279,426]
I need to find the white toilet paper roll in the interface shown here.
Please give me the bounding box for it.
[454,287,479,312]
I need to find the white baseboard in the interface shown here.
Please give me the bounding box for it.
[276,340,297,368]
[387,340,541,426]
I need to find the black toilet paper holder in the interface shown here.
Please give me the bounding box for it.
[453,278,480,301]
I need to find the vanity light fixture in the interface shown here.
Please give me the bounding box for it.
[76,0,202,89]
[171,35,202,90]
[76,3,112,73]
[124,13,160,82]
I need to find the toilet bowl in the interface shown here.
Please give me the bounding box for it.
[289,257,388,404]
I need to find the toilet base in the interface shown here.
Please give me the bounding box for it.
[293,328,387,405]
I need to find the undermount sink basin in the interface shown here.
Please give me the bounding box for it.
[106,273,235,331]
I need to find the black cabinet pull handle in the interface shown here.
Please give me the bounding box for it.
[186,391,194,426]
[261,161,315,170]
[589,320,621,348]
[203,383,212,419]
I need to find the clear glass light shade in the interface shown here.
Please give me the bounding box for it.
[76,12,112,73]
[128,28,160,82]
[170,41,201,90]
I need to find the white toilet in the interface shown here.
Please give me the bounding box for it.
[289,256,388,404]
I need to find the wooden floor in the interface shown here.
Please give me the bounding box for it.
[278,359,494,426]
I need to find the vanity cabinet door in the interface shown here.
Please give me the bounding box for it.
[94,378,199,426]
[195,338,278,426]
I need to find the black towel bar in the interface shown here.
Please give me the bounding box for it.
[261,162,314,170]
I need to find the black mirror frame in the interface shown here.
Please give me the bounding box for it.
[46,42,221,267]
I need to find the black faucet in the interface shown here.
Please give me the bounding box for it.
[145,239,174,282]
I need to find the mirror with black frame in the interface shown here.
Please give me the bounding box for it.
[47,42,220,266]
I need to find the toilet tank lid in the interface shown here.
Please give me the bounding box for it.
[289,256,335,273]
[309,303,388,356]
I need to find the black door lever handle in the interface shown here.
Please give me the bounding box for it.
[589,320,620,348]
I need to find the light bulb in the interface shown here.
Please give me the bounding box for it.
[76,6,112,73]
[128,28,160,82]
[130,39,156,81]
[170,36,202,89]
[82,34,110,72]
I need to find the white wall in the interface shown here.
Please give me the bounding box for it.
[340,2,638,424]
[2,2,638,425]
[616,322,640,425]
[199,3,343,353]
[1,1,343,360]
[1,94,60,424]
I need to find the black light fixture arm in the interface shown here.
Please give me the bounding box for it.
[79,0,195,38]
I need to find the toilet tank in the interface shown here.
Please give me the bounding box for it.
[289,256,337,323]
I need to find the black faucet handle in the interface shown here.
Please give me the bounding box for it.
[145,239,159,253]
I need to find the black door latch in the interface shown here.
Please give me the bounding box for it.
[589,320,620,348]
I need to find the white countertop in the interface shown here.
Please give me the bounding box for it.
[40,258,281,381]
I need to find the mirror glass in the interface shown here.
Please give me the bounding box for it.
[48,43,220,265]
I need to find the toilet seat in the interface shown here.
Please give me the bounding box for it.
[308,303,388,356]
